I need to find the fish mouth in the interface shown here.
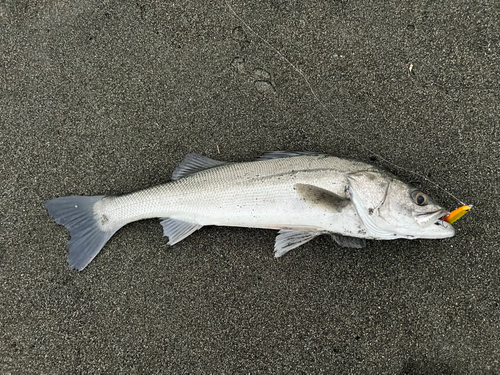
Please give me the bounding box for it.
[413,209,450,228]
[433,216,452,229]
[412,209,455,238]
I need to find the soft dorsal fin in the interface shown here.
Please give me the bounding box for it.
[256,151,327,160]
[274,230,322,257]
[171,153,229,180]
[294,183,350,212]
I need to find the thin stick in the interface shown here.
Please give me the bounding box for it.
[225,0,469,207]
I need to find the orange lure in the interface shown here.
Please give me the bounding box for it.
[443,205,471,224]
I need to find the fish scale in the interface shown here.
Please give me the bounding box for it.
[100,156,356,228]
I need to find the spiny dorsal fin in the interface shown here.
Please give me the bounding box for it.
[171,153,229,180]
[256,151,327,160]
[294,183,350,212]
[274,230,322,257]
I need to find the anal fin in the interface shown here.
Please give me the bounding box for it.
[274,230,322,257]
[160,218,202,245]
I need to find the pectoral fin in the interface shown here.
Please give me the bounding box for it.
[274,230,322,257]
[331,234,366,249]
[294,183,349,212]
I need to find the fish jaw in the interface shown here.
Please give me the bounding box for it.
[411,211,455,239]
[413,209,449,228]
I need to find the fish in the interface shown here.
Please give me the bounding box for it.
[45,152,455,270]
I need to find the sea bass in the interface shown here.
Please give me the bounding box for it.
[45,152,455,270]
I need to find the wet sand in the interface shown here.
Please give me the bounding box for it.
[1,0,499,372]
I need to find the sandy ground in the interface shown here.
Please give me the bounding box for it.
[1,0,499,373]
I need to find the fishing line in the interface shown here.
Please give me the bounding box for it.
[225,0,469,207]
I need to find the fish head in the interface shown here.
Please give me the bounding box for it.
[347,171,455,239]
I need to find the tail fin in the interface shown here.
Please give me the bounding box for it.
[45,196,122,271]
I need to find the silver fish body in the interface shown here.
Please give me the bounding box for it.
[45,152,455,270]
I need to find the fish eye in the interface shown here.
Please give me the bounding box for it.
[412,192,428,206]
